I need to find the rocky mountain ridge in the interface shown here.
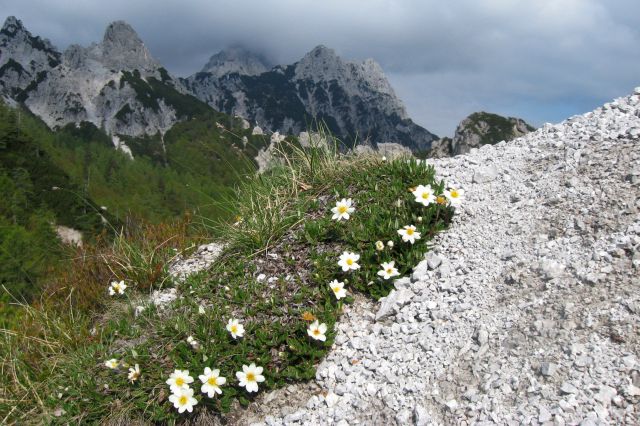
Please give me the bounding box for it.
[0,16,534,157]
[0,16,60,96]
[183,45,439,151]
[0,16,210,152]
[430,111,535,157]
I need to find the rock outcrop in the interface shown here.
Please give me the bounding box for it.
[430,111,535,157]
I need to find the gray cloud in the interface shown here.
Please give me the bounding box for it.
[4,0,640,135]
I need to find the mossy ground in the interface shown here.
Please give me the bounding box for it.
[0,141,454,424]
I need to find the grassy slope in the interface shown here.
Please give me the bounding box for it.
[0,138,456,424]
[24,110,269,224]
[0,100,269,327]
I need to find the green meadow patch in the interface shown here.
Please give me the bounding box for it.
[0,137,457,424]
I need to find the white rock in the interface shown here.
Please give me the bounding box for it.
[473,166,499,183]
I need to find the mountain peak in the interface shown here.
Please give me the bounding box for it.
[99,20,159,71]
[201,46,271,77]
[103,21,140,45]
[1,16,23,36]
[0,15,61,85]
[294,44,345,82]
[303,45,339,62]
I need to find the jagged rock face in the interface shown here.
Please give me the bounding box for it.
[201,46,271,78]
[0,16,209,140]
[183,45,438,152]
[0,16,60,96]
[430,112,535,158]
[101,21,160,72]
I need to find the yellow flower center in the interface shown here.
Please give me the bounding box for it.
[246,372,256,382]
[436,196,446,204]
[338,205,348,214]
[313,329,320,335]
[333,286,340,293]
[208,377,218,386]
[406,228,414,235]
[346,258,353,265]
[179,395,188,405]
[176,377,185,386]
[450,190,459,198]
[422,192,430,199]
[386,269,393,274]
[230,325,237,333]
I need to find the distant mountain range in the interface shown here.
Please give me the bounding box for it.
[0,16,534,156]
[182,44,440,151]
[0,16,440,153]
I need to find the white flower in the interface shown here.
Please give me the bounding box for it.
[338,251,360,272]
[198,305,206,315]
[381,155,387,161]
[226,319,245,339]
[307,320,328,341]
[169,387,198,414]
[417,216,423,223]
[104,359,118,369]
[377,261,400,280]
[186,336,200,350]
[108,280,127,296]
[412,184,436,206]
[329,280,347,300]
[166,369,194,393]
[128,364,141,383]
[236,363,265,393]
[375,241,384,251]
[398,225,421,244]
[387,240,394,248]
[444,188,464,206]
[199,367,226,398]
[331,198,355,221]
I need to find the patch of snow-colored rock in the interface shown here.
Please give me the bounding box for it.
[250,88,640,425]
[151,243,224,309]
[168,242,224,283]
[55,226,83,247]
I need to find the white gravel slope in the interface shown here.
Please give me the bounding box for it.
[255,89,640,425]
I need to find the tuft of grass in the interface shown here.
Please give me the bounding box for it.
[38,215,197,314]
[0,131,456,424]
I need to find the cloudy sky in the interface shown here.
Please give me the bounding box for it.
[4,0,640,136]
